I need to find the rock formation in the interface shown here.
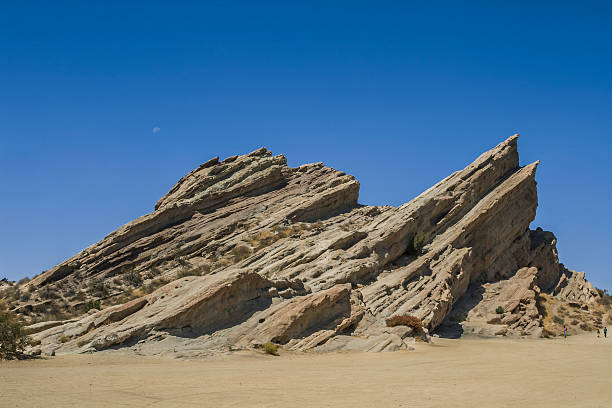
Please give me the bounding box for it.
[1,135,603,356]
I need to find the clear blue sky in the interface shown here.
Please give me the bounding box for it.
[1,2,610,289]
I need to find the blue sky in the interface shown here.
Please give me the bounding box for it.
[1,1,611,288]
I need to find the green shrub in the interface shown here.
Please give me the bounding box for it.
[0,307,33,359]
[405,233,427,256]
[84,300,101,312]
[495,306,504,314]
[385,315,424,331]
[59,335,70,343]
[262,342,278,355]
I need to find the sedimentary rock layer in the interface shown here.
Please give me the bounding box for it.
[11,135,599,356]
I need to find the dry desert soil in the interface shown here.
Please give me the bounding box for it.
[2,334,611,407]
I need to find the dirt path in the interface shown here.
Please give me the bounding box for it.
[2,334,611,407]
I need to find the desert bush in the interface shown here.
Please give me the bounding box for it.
[405,233,427,256]
[88,278,108,297]
[0,307,33,359]
[123,269,143,287]
[40,287,60,300]
[59,335,70,343]
[230,244,252,261]
[84,300,101,312]
[385,315,423,331]
[19,291,31,302]
[17,277,30,286]
[553,315,565,325]
[1,286,19,302]
[262,342,278,355]
[495,306,504,314]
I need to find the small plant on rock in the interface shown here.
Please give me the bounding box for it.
[405,233,427,256]
[495,306,504,314]
[84,300,101,312]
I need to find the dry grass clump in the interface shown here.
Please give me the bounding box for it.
[385,315,423,331]
[230,244,252,261]
[123,269,143,287]
[142,277,171,294]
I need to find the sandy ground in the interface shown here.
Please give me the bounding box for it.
[2,334,611,408]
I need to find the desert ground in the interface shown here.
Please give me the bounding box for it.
[2,334,611,408]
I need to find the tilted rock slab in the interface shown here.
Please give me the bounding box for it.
[22,135,599,355]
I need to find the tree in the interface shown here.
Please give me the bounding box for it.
[0,303,33,359]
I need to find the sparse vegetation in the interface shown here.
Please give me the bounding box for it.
[17,277,30,286]
[40,286,60,300]
[262,342,278,355]
[84,300,101,313]
[177,268,202,278]
[553,315,565,325]
[142,277,171,294]
[59,335,70,343]
[123,269,143,287]
[495,306,504,314]
[385,314,424,331]
[89,278,109,297]
[230,244,252,261]
[595,287,612,307]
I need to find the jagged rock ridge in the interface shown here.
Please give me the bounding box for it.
[10,135,601,355]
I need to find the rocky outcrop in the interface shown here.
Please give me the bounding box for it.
[438,267,543,337]
[553,265,599,304]
[6,135,600,356]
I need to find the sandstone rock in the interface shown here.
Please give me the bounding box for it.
[553,266,599,303]
[10,135,599,355]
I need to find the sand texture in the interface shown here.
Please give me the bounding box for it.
[2,334,611,407]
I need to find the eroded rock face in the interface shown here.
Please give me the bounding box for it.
[11,135,600,355]
[438,267,543,338]
[553,265,599,304]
